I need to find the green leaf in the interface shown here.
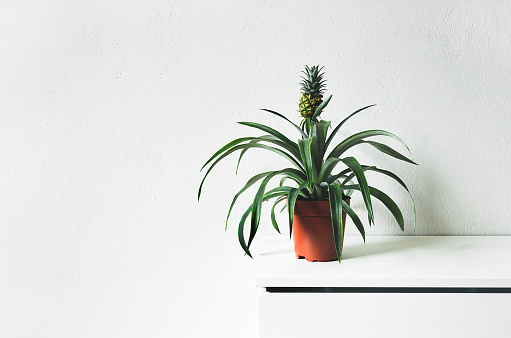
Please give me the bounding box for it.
[328,183,344,263]
[249,169,303,248]
[237,186,304,257]
[343,184,405,231]
[359,166,416,231]
[280,203,287,213]
[311,120,331,161]
[319,120,331,139]
[234,135,302,169]
[201,137,258,171]
[341,166,415,229]
[311,94,332,121]
[318,157,342,182]
[371,186,404,231]
[264,186,309,200]
[320,182,329,198]
[260,108,308,139]
[236,147,250,175]
[340,166,376,186]
[342,199,365,242]
[326,167,351,184]
[310,137,321,179]
[263,186,292,198]
[303,117,311,136]
[287,181,308,238]
[238,121,299,154]
[298,137,318,188]
[337,178,354,197]
[311,182,321,200]
[277,173,306,188]
[328,129,412,160]
[324,104,376,152]
[238,130,302,162]
[198,142,304,201]
[238,205,253,258]
[270,196,286,234]
[226,171,274,229]
[361,140,417,165]
[341,157,374,225]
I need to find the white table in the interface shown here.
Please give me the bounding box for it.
[257,235,511,338]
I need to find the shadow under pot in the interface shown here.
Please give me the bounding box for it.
[292,196,350,262]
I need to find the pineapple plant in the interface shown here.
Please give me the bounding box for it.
[199,65,417,262]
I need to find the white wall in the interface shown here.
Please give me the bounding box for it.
[1,0,510,336]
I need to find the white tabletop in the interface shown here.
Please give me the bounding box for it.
[256,235,511,288]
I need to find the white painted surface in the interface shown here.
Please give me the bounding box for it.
[1,0,511,336]
[259,293,511,338]
[258,236,511,337]
[257,235,511,287]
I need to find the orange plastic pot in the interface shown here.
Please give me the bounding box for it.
[292,197,350,262]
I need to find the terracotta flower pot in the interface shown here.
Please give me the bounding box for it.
[292,197,350,262]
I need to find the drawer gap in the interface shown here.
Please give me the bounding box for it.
[266,287,511,293]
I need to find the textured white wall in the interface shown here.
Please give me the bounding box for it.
[1,0,510,336]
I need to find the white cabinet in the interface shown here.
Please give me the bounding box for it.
[256,236,511,338]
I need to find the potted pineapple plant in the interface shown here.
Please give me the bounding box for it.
[199,65,416,262]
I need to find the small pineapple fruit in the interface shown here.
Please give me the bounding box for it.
[298,65,326,119]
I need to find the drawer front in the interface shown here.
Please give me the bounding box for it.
[259,292,511,338]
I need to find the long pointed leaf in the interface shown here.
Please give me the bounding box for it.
[328,129,412,160]
[318,157,342,182]
[287,181,308,238]
[327,167,352,184]
[340,166,376,186]
[198,143,304,200]
[234,135,302,168]
[238,205,253,258]
[311,94,332,121]
[279,176,290,187]
[371,186,404,231]
[238,121,299,153]
[361,140,417,165]
[236,138,281,174]
[324,104,376,152]
[201,137,258,171]
[280,203,287,213]
[236,147,250,174]
[311,120,331,161]
[310,137,321,180]
[226,171,274,229]
[328,183,344,263]
[341,157,374,225]
[238,127,302,161]
[342,199,365,242]
[270,197,286,234]
[359,166,416,231]
[343,185,405,231]
[237,186,305,258]
[260,108,308,138]
[249,169,303,248]
[263,186,292,198]
[298,137,317,189]
[311,182,321,200]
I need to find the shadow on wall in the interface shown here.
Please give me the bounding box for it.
[415,170,455,235]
